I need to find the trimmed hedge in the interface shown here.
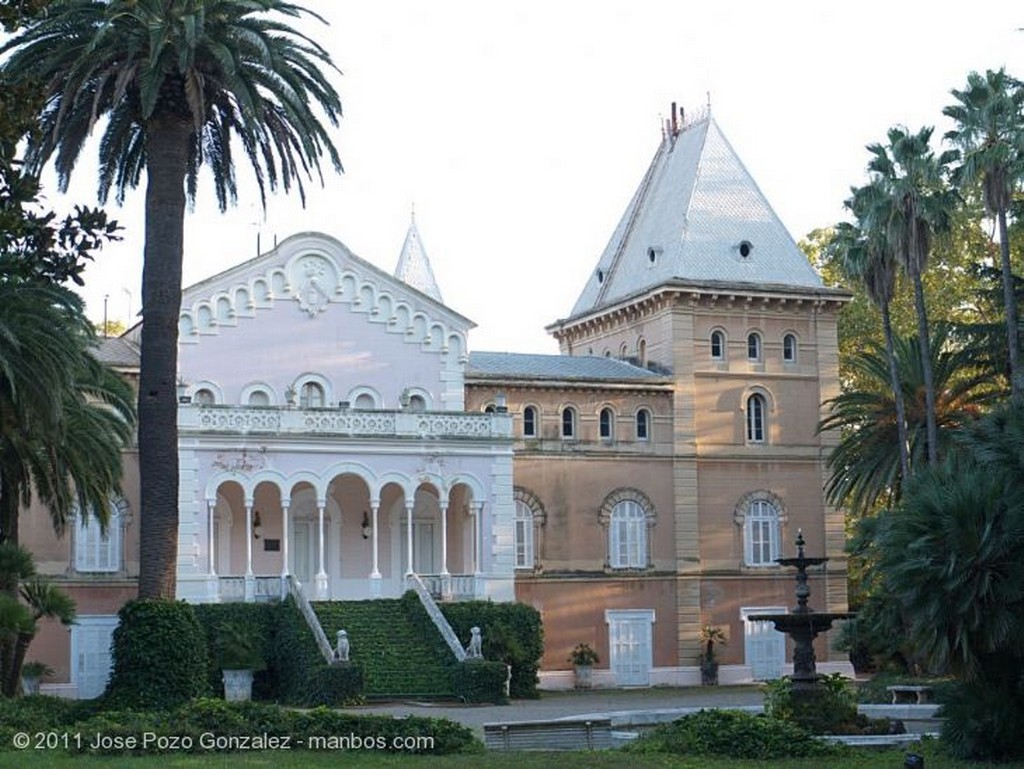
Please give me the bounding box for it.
[453,659,508,704]
[104,599,209,710]
[0,698,480,755]
[439,598,543,698]
[192,602,278,700]
[274,597,365,706]
[627,709,845,759]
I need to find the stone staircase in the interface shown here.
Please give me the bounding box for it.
[312,598,458,698]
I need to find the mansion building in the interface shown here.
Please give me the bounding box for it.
[24,112,851,696]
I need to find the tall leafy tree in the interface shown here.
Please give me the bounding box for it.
[819,324,993,516]
[1,0,342,598]
[862,126,959,466]
[828,184,911,482]
[944,69,1024,403]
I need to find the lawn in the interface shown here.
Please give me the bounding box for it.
[5,742,1024,769]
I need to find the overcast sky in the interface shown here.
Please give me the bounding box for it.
[51,1,1024,354]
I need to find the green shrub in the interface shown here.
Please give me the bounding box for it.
[627,709,844,759]
[453,659,508,704]
[439,598,543,698]
[193,603,277,699]
[64,699,479,755]
[939,677,1024,761]
[763,673,857,733]
[304,663,364,706]
[104,599,208,709]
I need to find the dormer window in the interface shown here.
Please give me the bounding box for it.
[738,240,753,259]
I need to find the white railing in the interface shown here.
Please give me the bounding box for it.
[218,576,245,601]
[286,575,336,663]
[419,573,477,602]
[406,574,466,662]
[181,405,512,439]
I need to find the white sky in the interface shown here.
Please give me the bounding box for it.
[50,1,1024,353]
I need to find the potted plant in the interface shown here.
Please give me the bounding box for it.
[699,625,727,686]
[214,622,265,702]
[20,661,52,696]
[569,643,600,690]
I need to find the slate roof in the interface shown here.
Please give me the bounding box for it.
[93,336,140,368]
[468,351,668,382]
[570,116,823,318]
[394,218,443,303]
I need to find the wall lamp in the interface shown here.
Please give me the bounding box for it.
[252,510,262,540]
[361,511,371,540]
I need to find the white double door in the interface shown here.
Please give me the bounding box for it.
[606,610,654,686]
[741,606,786,681]
[72,616,118,699]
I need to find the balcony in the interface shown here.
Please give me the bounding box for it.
[179,404,512,440]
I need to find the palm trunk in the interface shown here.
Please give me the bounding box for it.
[997,209,1021,403]
[880,301,911,484]
[910,265,938,466]
[136,118,190,599]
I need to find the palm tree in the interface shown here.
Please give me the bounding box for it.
[819,324,993,516]
[0,280,135,545]
[828,184,911,482]
[1,0,342,598]
[944,69,1024,404]
[862,126,959,466]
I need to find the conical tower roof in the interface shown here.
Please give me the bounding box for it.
[570,114,822,318]
[394,216,443,303]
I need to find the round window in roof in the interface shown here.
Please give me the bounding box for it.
[597,269,605,283]
[739,240,753,258]
[647,247,657,264]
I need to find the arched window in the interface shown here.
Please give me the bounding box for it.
[74,497,128,573]
[299,382,325,408]
[746,394,767,443]
[619,343,628,359]
[610,500,647,569]
[710,330,725,360]
[193,388,215,406]
[514,500,535,569]
[522,406,538,437]
[484,404,496,414]
[636,408,651,441]
[247,390,270,407]
[408,394,426,412]
[638,339,647,367]
[561,406,576,439]
[353,392,375,410]
[599,407,614,440]
[783,333,797,363]
[745,499,780,566]
[747,332,762,361]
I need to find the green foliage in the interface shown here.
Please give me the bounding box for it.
[626,709,844,759]
[192,603,275,698]
[568,643,599,666]
[452,660,508,704]
[439,598,543,698]
[36,698,480,756]
[105,600,209,709]
[763,675,858,734]
[854,672,956,704]
[939,675,1024,761]
[304,663,364,707]
[315,596,454,697]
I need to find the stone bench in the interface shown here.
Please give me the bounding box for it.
[886,685,934,704]
[482,718,613,751]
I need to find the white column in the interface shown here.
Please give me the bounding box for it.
[439,501,450,577]
[315,500,328,599]
[280,503,290,578]
[370,501,382,597]
[244,500,255,602]
[472,502,483,576]
[405,500,415,576]
[207,499,217,576]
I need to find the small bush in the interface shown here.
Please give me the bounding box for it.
[104,599,208,709]
[627,709,844,759]
[764,673,857,733]
[305,663,364,706]
[453,659,508,704]
[940,678,1024,762]
[439,598,543,698]
[193,602,278,700]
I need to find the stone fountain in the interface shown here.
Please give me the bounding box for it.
[750,530,854,690]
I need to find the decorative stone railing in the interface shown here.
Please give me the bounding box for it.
[286,575,336,663]
[180,405,512,439]
[419,573,477,602]
[406,573,466,662]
